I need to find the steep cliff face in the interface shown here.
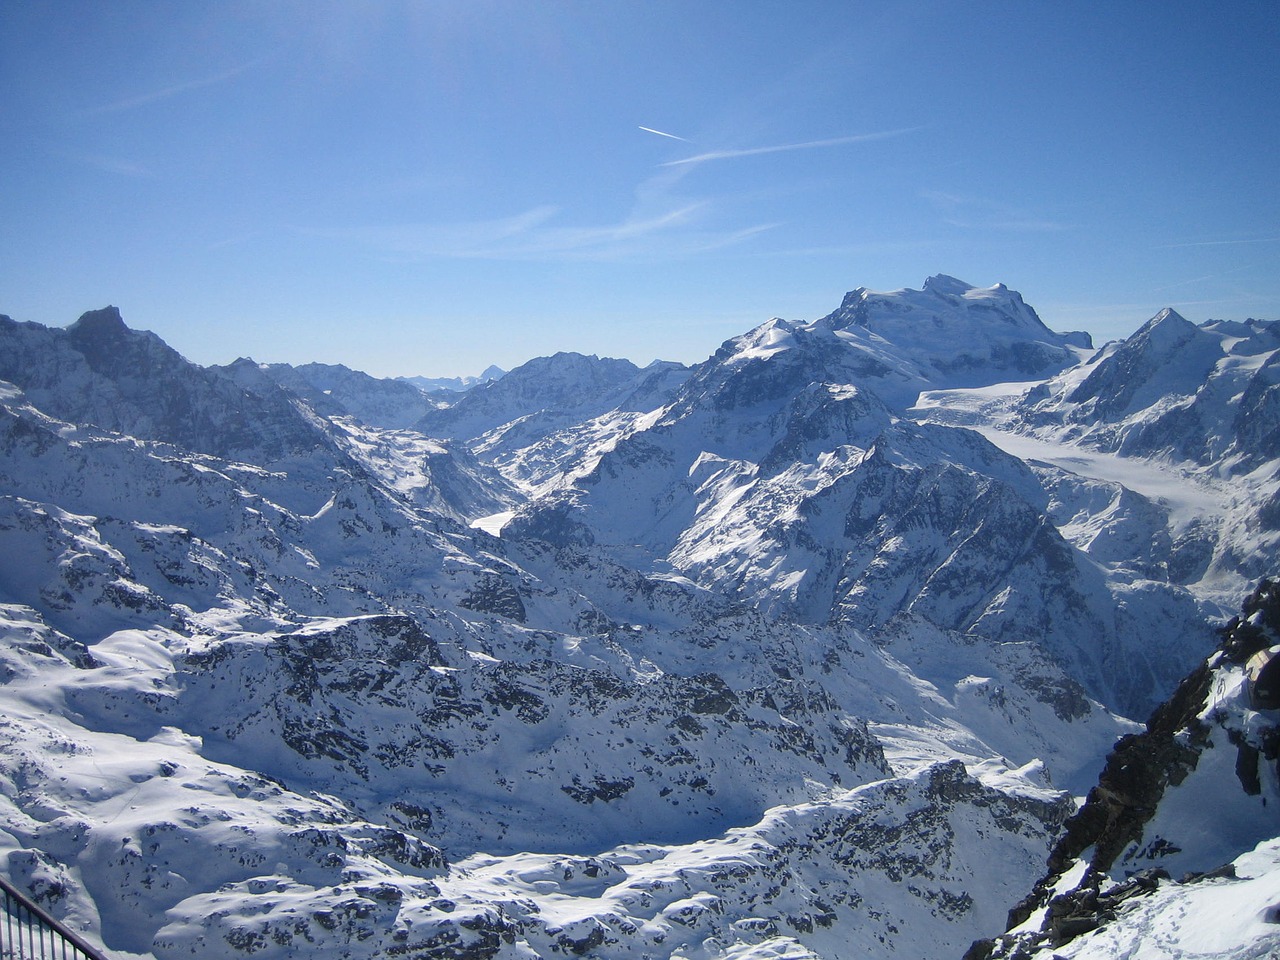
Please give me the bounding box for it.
[0,309,338,470]
[969,578,1280,959]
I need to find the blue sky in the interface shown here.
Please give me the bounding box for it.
[2,1,1278,377]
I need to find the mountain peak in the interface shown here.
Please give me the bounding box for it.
[821,276,1066,341]
[1133,307,1198,348]
[1150,306,1190,326]
[922,274,977,296]
[806,277,1090,401]
[824,276,1035,330]
[67,305,128,339]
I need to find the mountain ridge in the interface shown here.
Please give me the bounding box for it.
[0,278,1276,959]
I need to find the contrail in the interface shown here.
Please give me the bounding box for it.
[1158,237,1280,249]
[85,58,266,115]
[639,125,691,142]
[662,126,923,166]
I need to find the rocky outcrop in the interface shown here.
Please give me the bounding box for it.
[969,577,1280,959]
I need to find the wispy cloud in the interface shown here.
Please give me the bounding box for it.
[740,239,941,259]
[313,120,904,264]
[639,125,690,142]
[305,202,775,263]
[1149,264,1258,293]
[83,58,264,116]
[922,189,1069,233]
[662,127,922,167]
[1157,237,1280,249]
[63,153,155,178]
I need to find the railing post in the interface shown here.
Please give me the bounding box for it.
[0,874,111,960]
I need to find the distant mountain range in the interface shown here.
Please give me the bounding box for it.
[399,365,507,396]
[0,276,1276,960]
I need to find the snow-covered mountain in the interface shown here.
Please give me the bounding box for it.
[913,306,1280,614]
[1027,309,1279,470]
[0,308,342,478]
[399,364,507,396]
[499,285,1208,718]
[810,274,1092,408]
[1,279,1277,959]
[250,361,440,430]
[416,352,691,479]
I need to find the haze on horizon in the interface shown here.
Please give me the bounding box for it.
[2,0,1277,378]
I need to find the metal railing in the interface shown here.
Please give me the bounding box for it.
[0,875,109,960]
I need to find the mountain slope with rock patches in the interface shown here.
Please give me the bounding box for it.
[0,284,1276,960]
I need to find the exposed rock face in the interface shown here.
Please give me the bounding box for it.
[148,614,893,855]
[147,761,1073,960]
[0,310,333,466]
[970,578,1280,959]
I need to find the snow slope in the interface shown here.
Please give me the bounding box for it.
[913,310,1280,610]
[812,275,1092,408]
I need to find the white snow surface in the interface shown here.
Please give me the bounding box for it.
[1054,840,1280,960]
